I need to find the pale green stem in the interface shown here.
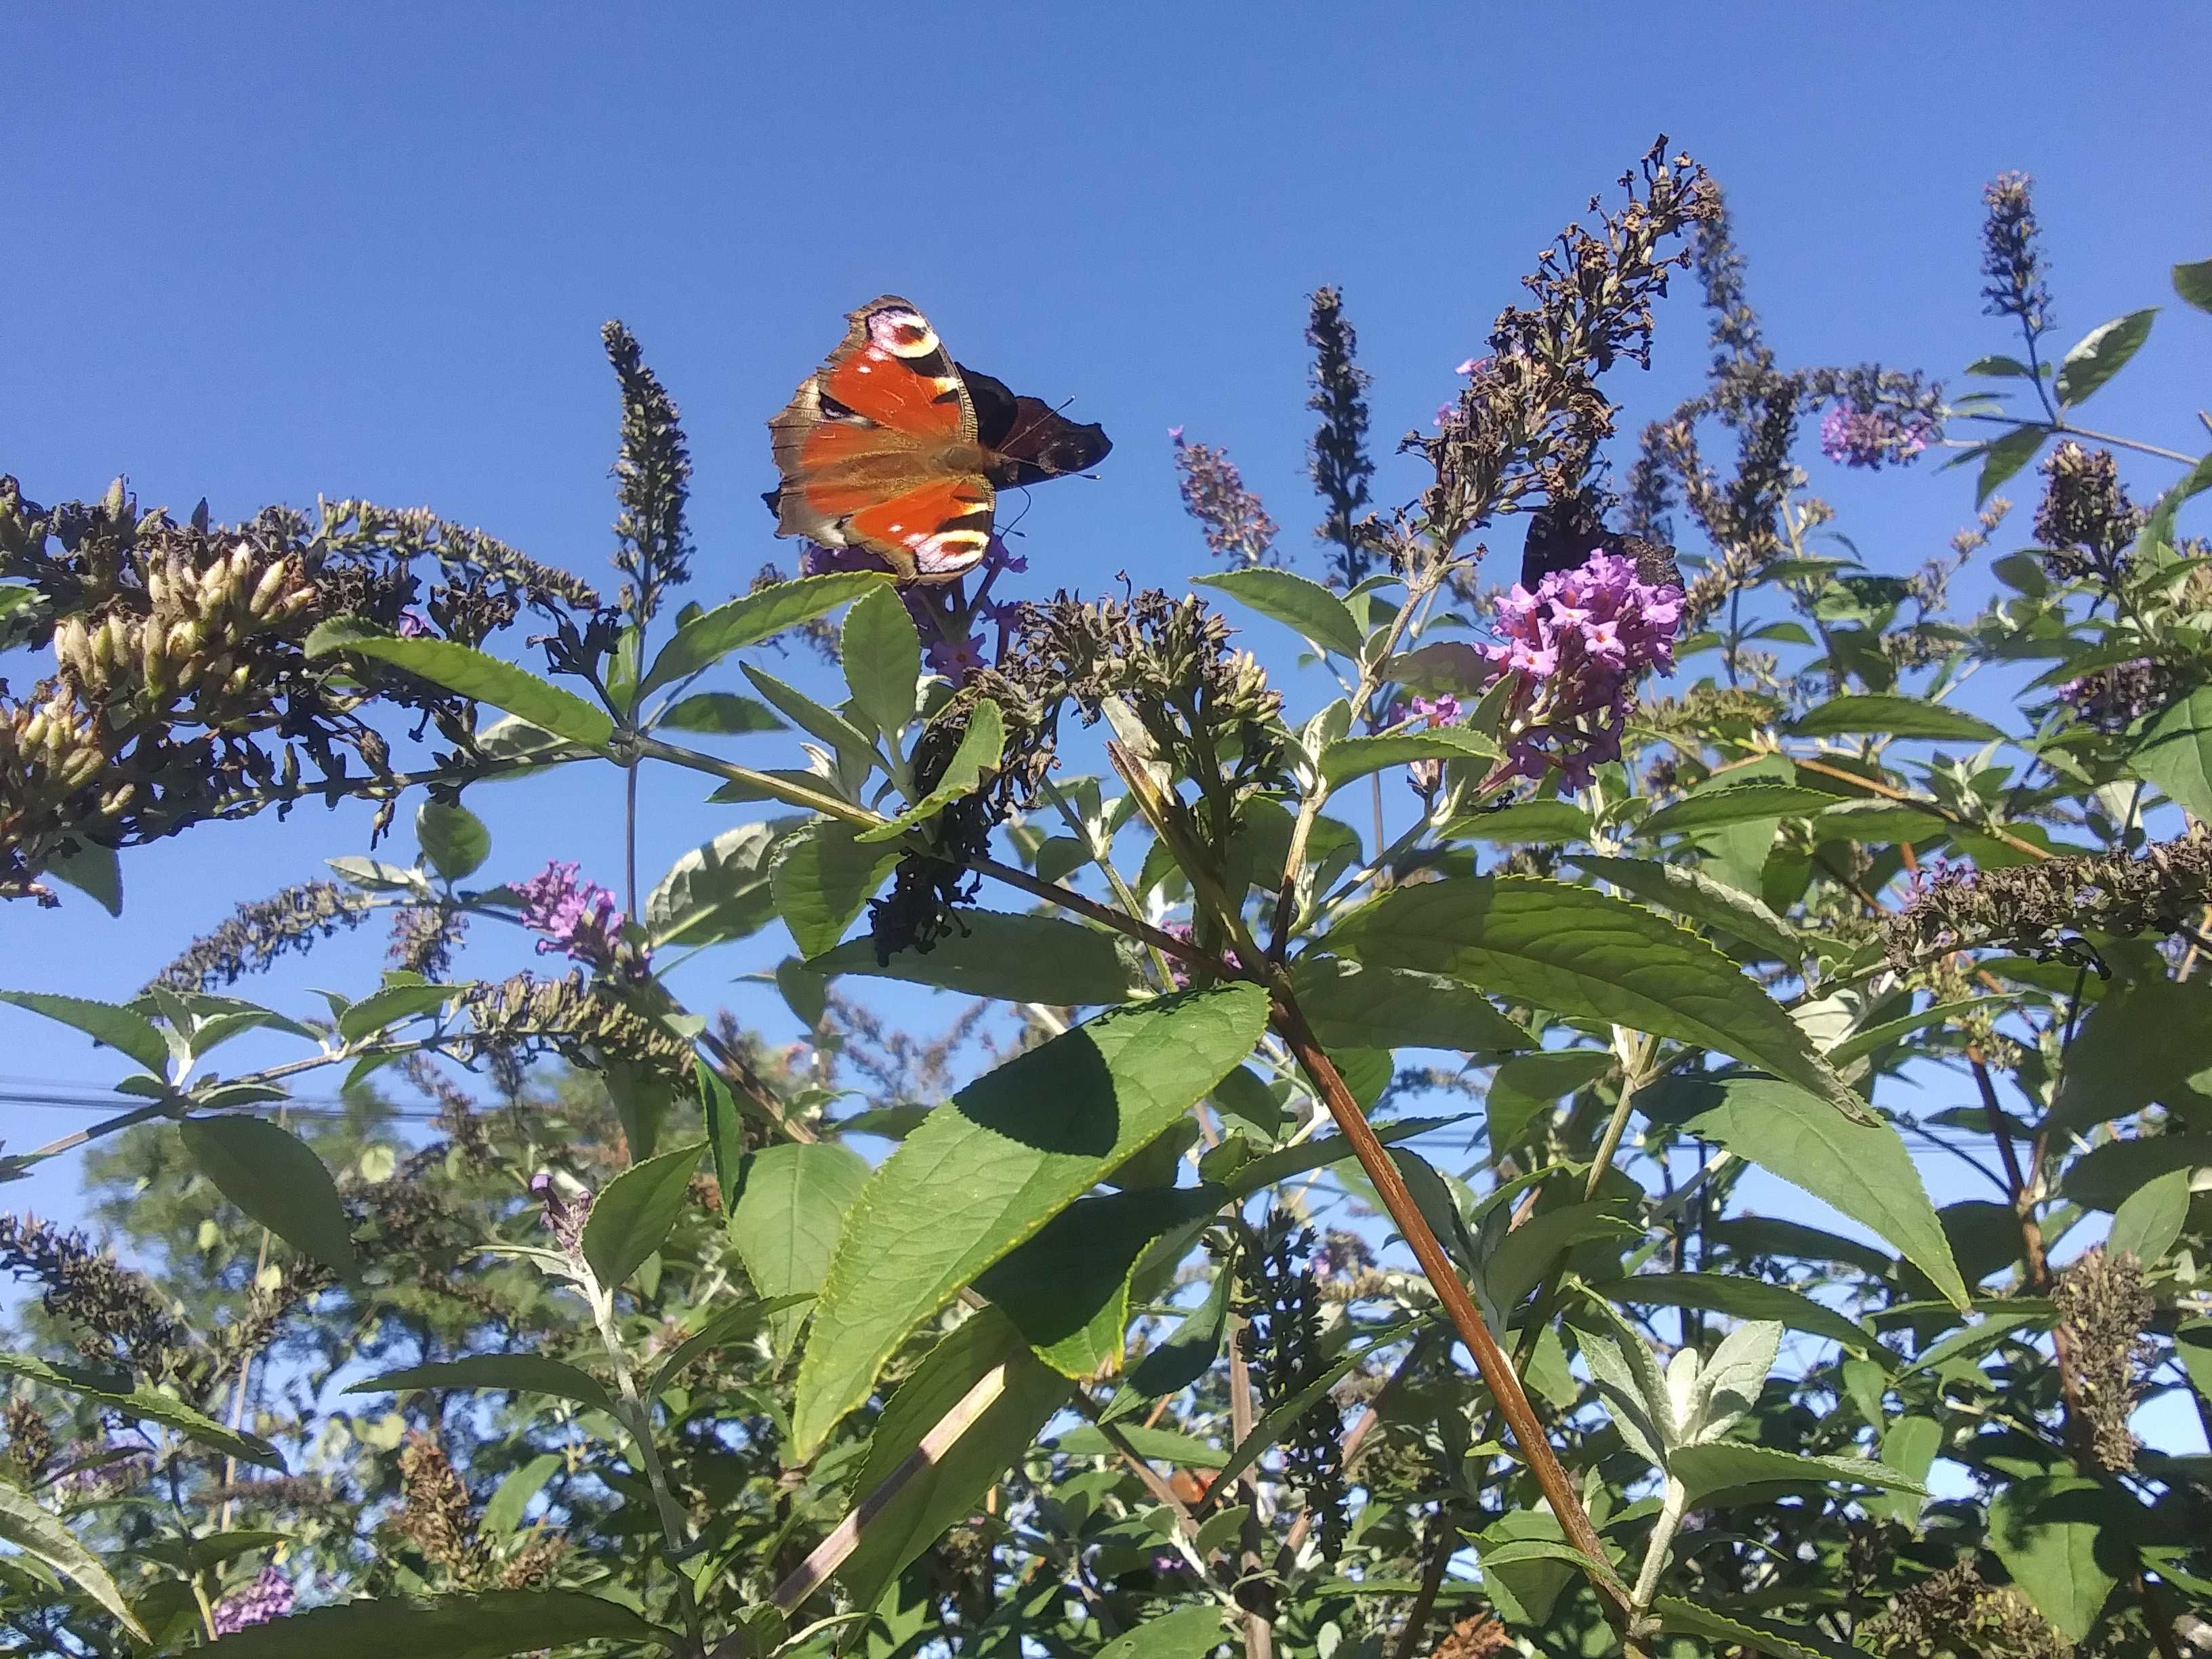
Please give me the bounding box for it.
[589,1282,704,1647]
[1630,1474,1689,1612]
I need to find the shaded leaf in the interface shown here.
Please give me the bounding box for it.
[1291,957,1530,1053]
[1094,1606,1233,1659]
[1099,1243,1237,1422]
[1975,423,2049,506]
[201,1589,673,1656]
[344,1356,613,1416]
[1319,728,1498,791]
[1639,783,1837,836]
[2106,1166,2190,1267]
[648,1294,815,1395]
[1653,1597,1870,1659]
[0,1351,281,1468]
[1193,567,1363,658]
[2177,258,2212,314]
[1591,1273,1878,1359]
[856,699,1005,843]
[840,585,922,738]
[2135,684,2212,821]
[1668,1442,1923,1504]
[181,1115,358,1282]
[1569,855,1803,966]
[1987,1476,2122,1641]
[0,1480,145,1639]
[46,840,121,916]
[305,621,612,746]
[644,819,794,949]
[656,691,785,733]
[415,801,490,881]
[811,909,1140,1005]
[0,991,167,1074]
[2053,308,2156,408]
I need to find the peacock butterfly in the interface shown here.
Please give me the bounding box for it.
[1519,497,1681,592]
[764,295,1111,583]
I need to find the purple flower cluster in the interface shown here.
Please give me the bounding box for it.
[1398,693,1465,795]
[1819,404,1933,470]
[1161,922,1242,991]
[529,1172,594,1256]
[1170,429,1278,567]
[514,860,627,971]
[1478,549,1682,790]
[2057,659,2171,732]
[211,1567,293,1634]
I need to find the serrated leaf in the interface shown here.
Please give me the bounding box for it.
[855,699,1004,843]
[1056,1423,1226,1467]
[1639,782,1837,836]
[1653,1597,1871,1659]
[656,691,785,734]
[770,819,899,956]
[1569,855,1803,967]
[2134,684,2212,821]
[1975,423,2049,506]
[1786,693,2005,743]
[741,663,878,769]
[1437,800,1593,842]
[305,621,613,747]
[1668,1441,1923,1504]
[1987,1476,2122,1641]
[1319,727,1500,790]
[1593,1274,1875,1359]
[840,585,922,737]
[1577,1328,1671,1467]
[0,1480,145,1639]
[1698,1320,1783,1442]
[1290,957,1531,1053]
[1332,876,1877,1126]
[344,1356,613,1416]
[47,840,121,916]
[580,1141,704,1290]
[1099,1244,1237,1421]
[638,571,889,698]
[792,984,1268,1455]
[727,1142,869,1353]
[180,1115,358,1282]
[644,819,794,949]
[1193,567,1364,658]
[199,1589,673,1656]
[2176,258,2212,314]
[2106,1166,2190,1267]
[1094,1605,1233,1658]
[0,991,168,1074]
[0,1351,282,1468]
[415,801,490,880]
[2053,308,2156,407]
[1647,1075,1965,1307]
[1877,1414,1942,1526]
[336,982,454,1042]
[810,909,1141,1006]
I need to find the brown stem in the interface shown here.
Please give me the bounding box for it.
[1388,1506,1458,1659]
[2137,1571,2188,1659]
[1795,754,2051,865]
[968,853,1235,978]
[1268,988,1627,1618]
[1226,1319,1276,1659]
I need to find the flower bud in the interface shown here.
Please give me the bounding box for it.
[249,558,293,619]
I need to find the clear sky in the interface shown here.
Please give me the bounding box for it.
[3,0,2207,1374]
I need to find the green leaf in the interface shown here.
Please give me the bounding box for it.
[200,1589,674,1656]
[1668,1442,1923,1504]
[1486,1050,1614,1156]
[1093,1605,1233,1659]
[1639,783,1838,836]
[0,1479,146,1639]
[1319,728,1499,791]
[580,1140,704,1290]
[770,819,899,956]
[740,663,878,769]
[2062,1132,2212,1212]
[1101,1246,1237,1420]
[47,840,121,916]
[840,585,922,737]
[1223,1115,1462,1198]
[344,1356,613,1416]
[1786,693,2006,744]
[2136,449,2212,562]
[1876,1414,1942,1526]
[1485,1200,1639,1311]
[0,1351,282,1468]
[1574,1318,1672,1467]
[2134,684,2212,821]
[305,620,613,747]
[855,699,1005,843]
[836,1310,1067,1612]
[1569,855,1803,967]
[1212,1322,1413,1494]
[1291,958,1531,1053]
[1437,800,1592,843]
[638,571,889,698]
[656,691,785,734]
[792,984,1267,1455]
[337,982,455,1042]
[1707,1216,1892,1278]
[977,1185,1223,1376]
[647,1293,815,1395]
[180,1115,358,1282]
[482,1454,562,1536]
[0,991,168,1074]
[809,909,1141,1006]
[2054,308,2156,407]
[1054,1423,1227,1467]
[415,801,490,881]
[644,819,794,949]
[1965,354,2036,377]
[1333,876,1877,1128]
[1192,567,1364,658]
[727,1141,869,1353]
[1975,423,2049,506]
[1650,1076,1966,1308]
[1653,1597,1871,1659]
[1591,1273,1877,1359]
[698,1060,745,1216]
[1987,1475,2122,1641]
[2106,1166,2191,1267]
[2176,258,2212,313]
[1826,998,2009,1070]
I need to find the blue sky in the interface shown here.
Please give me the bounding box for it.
[3,5,2208,1445]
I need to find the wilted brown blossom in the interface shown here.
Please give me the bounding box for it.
[458,970,695,1080]
[0,1212,186,1376]
[388,903,469,979]
[1633,684,1784,741]
[2034,441,2144,586]
[395,1434,493,1584]
[603,321,693,624]
[1,1395,54,1483]
[1883,827,2212,968]
[1868,1561,2069,1659]
[1951,497,2012,560]
[1421,139,1718,548]
[146,880,375,994]
[1433,1612,1514,1658]
[2054,1246,2157,1472]
[1172,430,1279,567]
[2060,658,2178,731]
[1245,1208,1346,1559]
[495,1531,570,1590]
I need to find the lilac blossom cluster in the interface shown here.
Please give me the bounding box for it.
[800,535,1027,686]
[1479,549,1682,790]
[514,861,627,972]
[211,1567,294,1634]
[2058,658,2173,731]
[1170,429,1278,567]
[1819,403,1934,470]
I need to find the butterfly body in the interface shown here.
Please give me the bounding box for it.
[767,295,1109,583]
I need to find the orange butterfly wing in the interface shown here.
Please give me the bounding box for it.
[767,296,994,583]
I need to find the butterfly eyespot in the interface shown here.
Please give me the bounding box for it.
[867,308,938,359]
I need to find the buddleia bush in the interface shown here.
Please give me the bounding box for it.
[3,142,2210,1658]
